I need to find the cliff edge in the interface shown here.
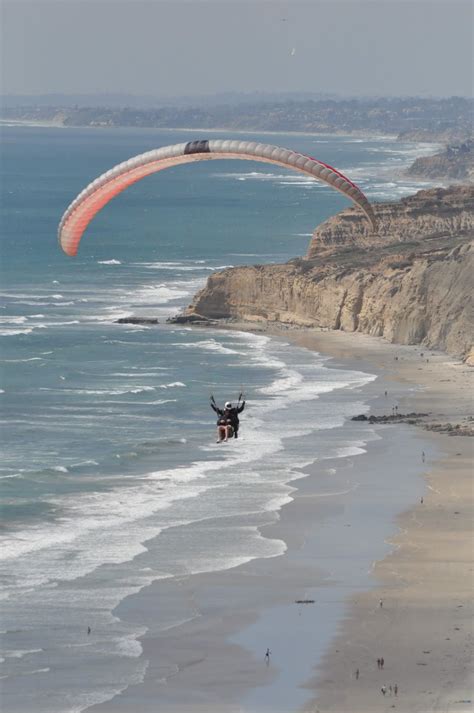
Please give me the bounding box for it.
[181,186,474,360]
[405,141,474,181]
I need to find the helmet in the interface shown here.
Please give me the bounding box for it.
[225,402,232,408]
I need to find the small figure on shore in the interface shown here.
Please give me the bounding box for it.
[384,390,388,398]
[380,657,385,669]
[377,658,381,669]
[389,685,393,695]
[381,685,387,696]
[87,626,91,635]
[395,405,398,413]
[420,496,424,504]
[394,683,398,696]
[422,450,425,462]
[355,668,360,680]
[265,648,271,664]
[379,598,383,608]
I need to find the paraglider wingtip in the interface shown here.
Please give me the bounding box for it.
[62,245,78,257]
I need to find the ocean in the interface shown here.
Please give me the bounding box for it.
[0,125,439,711]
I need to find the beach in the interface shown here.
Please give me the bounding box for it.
[84,327,472,713]
[283,330,473,713]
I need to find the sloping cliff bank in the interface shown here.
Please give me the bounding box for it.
[181,186,473,360]
[405,140,473,181]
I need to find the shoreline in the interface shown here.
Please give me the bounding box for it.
[88,326,472,713]
[269,328,473,713]
[0,119,401,141]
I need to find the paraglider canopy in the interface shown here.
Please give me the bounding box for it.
[58,139,377,256]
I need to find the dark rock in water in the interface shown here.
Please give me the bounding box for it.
[167,313,212,324]
[352,412,429,424]
[116,317,159,325]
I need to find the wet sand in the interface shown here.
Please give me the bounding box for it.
[90,327,473,713]
[278,329,473,713]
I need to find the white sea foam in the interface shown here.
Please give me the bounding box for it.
[141,399,177,405]
[98,259,122,265]
[0,328,34,336]
[3,648,43,659]
[216,171,312,183]
[71,460,99,468]
[175,339,239,355]
[39,386,157,396]
[0,316,28,325]
[137,262,233,272]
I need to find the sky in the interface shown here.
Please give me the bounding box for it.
[1,0,473,99]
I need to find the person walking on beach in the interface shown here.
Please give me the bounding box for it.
[265,648,271,664]
[355,668,359,680]
[377,658,381,669]
[389,685,393,695]
[394,683,398,696]
[381,685,387,696]
[379,598,383,608]
[380,657,385,669]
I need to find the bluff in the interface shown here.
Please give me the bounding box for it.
[405,141,474,181]
[181,186,473,360]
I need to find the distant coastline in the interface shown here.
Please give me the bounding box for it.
[2,96,472,144]
[0,117,398,140]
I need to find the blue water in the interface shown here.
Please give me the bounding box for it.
[0,125,438,711]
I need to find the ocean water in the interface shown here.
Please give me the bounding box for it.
[0,126,439,711]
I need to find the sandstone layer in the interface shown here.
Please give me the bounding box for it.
[182,186,473,359]
[405,141,473,181]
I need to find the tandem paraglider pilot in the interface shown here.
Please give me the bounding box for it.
[210,394,245,443]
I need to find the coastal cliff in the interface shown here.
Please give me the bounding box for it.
[181,186,474,359]
[405,140,473,180]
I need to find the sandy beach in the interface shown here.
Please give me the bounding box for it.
[86,325,472,713]
[279,329,473,713]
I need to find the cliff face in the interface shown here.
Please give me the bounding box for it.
[184,186,473,359]
[405,142,474,181]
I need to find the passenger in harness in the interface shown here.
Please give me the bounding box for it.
[210,396,246,443]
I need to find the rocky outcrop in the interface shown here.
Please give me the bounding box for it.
[306,185,474,256]
[182,187,473,360]
[116,317,159,325]
[405,141,474,181]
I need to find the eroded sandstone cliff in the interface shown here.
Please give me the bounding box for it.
[182,186,473,359]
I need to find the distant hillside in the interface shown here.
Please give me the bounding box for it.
[2,97,472,142]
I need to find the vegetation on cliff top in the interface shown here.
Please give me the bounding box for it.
[2,96,472,142]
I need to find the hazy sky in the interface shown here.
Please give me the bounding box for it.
[2,0,472,98]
